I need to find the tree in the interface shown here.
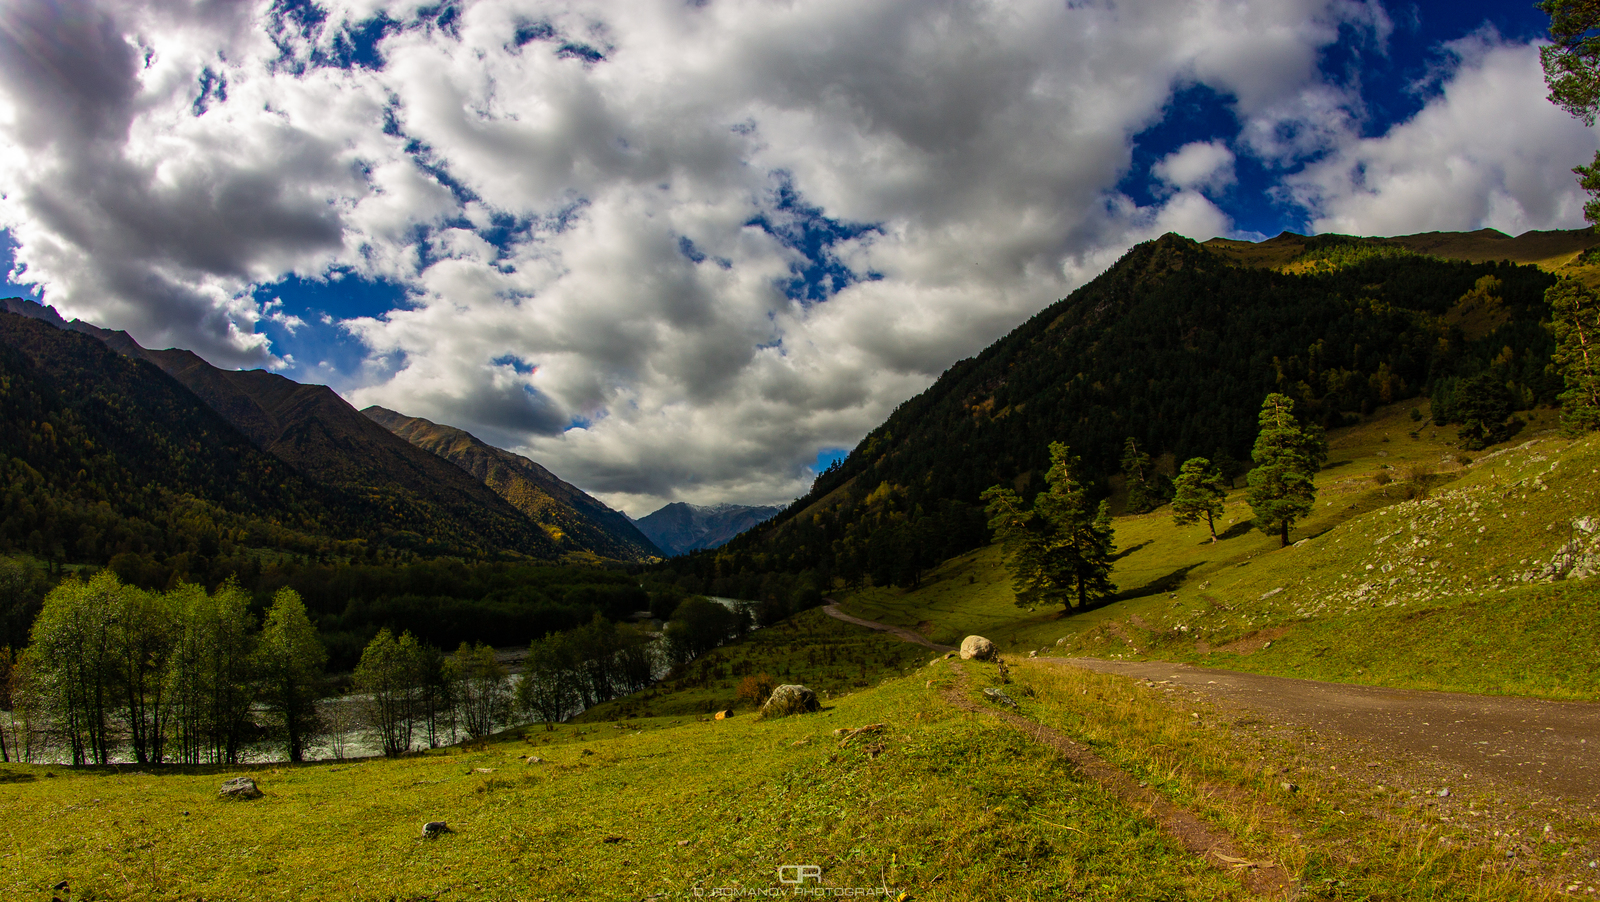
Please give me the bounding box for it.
[516,633,579,730]
[167,580,256,764]
[1548,277,1600,434]
[1540,1,1600,223]
[1246,394,1327,547]
[110,584,175,764]
[354,629,425,757]
[981,442,1116,612]
[254,588,327,763]
[1120,437,1167,513]
[1171,457,1227,543]
[448,642,509,740]
[27,572,120,764]
[1455,372,1515,451]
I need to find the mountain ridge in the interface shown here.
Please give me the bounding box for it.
[632,501,783,557]
[362,406,662,563]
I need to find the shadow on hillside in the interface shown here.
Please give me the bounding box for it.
[1217,520,1255,541]
[1112,540,1151,561]
[1106,563,1204,604]
[1320,459,1355,471]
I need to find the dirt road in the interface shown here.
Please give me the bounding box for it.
[1056,658,1600,806]
[822,603,955,652]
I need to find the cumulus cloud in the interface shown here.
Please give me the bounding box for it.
[1287,35,1600,236]
[0,0,1561,513]
[1154,141,1237,195]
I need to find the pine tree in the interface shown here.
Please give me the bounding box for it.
[982,442,1115,612]
[254,588,327,763]
[1121,437,1158,513]
[1246,394,1326,547]
[1171,457,1227,542]
[1548,277,1600,434]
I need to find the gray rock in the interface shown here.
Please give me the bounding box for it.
[959,635,998,661]
[218,777,262,800]
[760,684,820,717]
[1027,650,1038,658]
[422,821,452,838]
[982,687,1016,708]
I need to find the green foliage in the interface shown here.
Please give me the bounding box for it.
[664,597,741,666]
[447,641,509,740]
[516,632,580,730]
[1541,0,1600,127]
[1452,373,1519,451]
[1170,457,1226,542]
[983,442,1115,611]
[1547,277,1600,434]
[254,588,327,762]
[1120,437,1163,513]
[1246,394,1325,546]
[354,628,426,757]
[167,580,257,764]
[1540,1,1600,223]
[1287,236,1426,272]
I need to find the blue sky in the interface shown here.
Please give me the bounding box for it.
[0,0,1590,512]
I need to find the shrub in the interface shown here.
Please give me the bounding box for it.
[736,672,777,709]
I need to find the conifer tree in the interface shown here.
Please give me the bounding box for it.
[982,442,1115,612]
[1548,277,1600,434]
[1171,457,1227,542]
[1246,394,1327,547]
[1121,437,1158,513]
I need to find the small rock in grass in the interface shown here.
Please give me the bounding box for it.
[526,756,545,765]
[677,839,693,847]
[474,767,496,774]
[714,709,733,720]
[1438,788,1450,798]
[218,777,262,800]
[982,687,1016,708]
[960,636,998,661]
[422,821,453,838]
[602,835,627,844]
[1027,650,1037,658]
[1280,782,1299,793]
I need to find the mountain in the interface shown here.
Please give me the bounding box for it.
[362,406,662,563]
[0,298,560,560]
[663,231,1566,591]
[632,502,783,556]
[0,308,336,573]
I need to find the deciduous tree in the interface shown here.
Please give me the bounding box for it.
[254,588,326,763]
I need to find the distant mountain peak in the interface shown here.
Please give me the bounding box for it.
[632,501,782,556]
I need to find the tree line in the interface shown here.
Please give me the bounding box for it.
[3,569,756,763]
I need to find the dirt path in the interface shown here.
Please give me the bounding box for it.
[1056,658,1600,807]
[822,603,956,652]
[941,661,1294,898]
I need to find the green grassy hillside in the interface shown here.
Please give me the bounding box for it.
[836,403,1600,700]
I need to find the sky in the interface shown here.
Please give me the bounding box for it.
[0,0,1590,516]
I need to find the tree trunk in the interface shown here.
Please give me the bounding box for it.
[1280,520,1290,547]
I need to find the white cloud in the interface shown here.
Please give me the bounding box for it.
[1287,35,1600,237]
[0,0,1520,513]
[1154,141,1237,196]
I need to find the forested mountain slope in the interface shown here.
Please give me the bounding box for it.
[674,233,1562,591]
[0,311,333,568]
[363,406,661,563]
[0,298,560,562]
